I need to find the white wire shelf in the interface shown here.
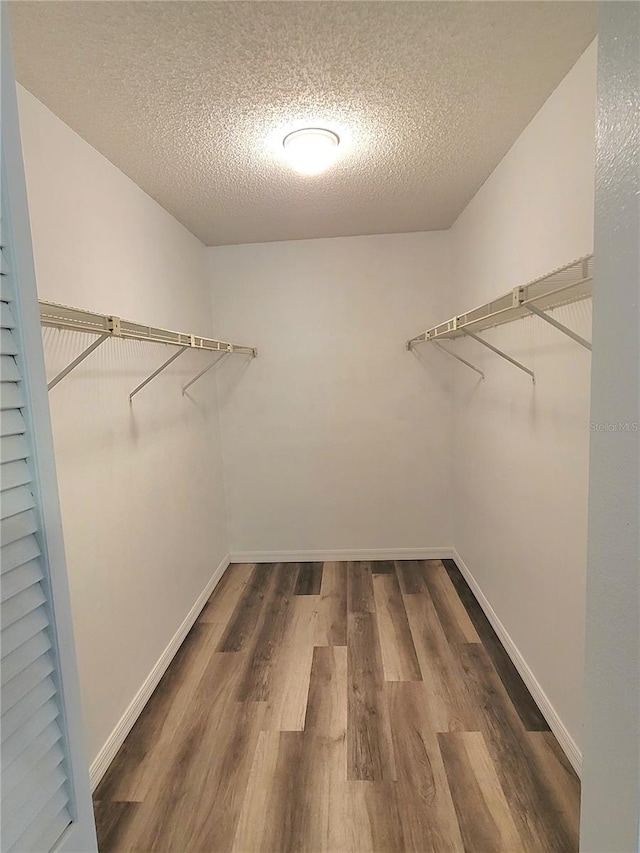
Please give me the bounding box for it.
[39,300,257,356]
[39,299,257,393]
[407,255,593,346]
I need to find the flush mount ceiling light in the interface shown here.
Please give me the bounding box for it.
[282,127,341,175]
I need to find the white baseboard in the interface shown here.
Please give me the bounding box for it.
[229,547,453,563]
[89,553,231,791]
[452,549,582,777]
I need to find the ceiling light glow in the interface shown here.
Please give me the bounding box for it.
[282,128,340,175]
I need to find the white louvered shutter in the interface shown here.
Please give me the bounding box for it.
[1,10,96,850]
[1,228,75,852]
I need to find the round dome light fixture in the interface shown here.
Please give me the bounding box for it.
[282,127,340,175]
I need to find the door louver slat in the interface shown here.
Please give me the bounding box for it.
[0,326,18,355]
[13,789,71,853]
[1,720,62,797]
[1,675,57,745]
[1,535,41,574]
[1,561,44,604]
[0,354,20,381]
[0,408,26,437]
[1,488,36,521]
[1,508,38,546]
[1,655,55,717]
[0,433,29,463]
[1,700,61,768]
[0,382,24,409]
[1,582,46,628]
[2,763,67,850]
[2,628,52,681]
[0,459,32,490]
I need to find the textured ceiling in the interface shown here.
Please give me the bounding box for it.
[10,1,596,247]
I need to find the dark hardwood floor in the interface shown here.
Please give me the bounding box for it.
[93,559,580,852]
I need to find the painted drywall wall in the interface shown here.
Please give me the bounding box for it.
[449,41,597,759]
[208,232,454,557]
[17,86,229,767]
[580,5,640,849]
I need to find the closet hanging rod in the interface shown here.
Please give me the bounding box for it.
[39,299,257,391]
[407,254,593,348]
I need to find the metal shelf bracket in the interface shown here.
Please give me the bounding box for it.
[47,333,109,391]
[461,329,535,383]
[129,346,188,401]
[526,304,592,350]
[432,341,484,379]
[182,351,230,395]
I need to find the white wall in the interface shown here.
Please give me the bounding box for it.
[580,5,640,849]
[208,232,453,557]
[449,41,597,762]
[17,86,229,769]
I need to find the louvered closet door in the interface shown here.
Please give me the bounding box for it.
[1,7,97,851]
[0,239,76,852]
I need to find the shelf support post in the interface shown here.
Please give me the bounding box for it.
[129,346,188,401]
[526,304,592,350]
[432,341,484,379]
[182,351,229,395]
[47,333,109,391]
[461,329,535,383]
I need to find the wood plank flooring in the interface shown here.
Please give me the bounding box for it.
[93,559,580,852]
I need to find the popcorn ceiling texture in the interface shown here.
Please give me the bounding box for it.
[10,1,596,247]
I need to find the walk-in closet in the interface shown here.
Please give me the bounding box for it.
[1,2,639,852]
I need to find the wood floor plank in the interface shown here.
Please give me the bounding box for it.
[307,735,348,853]
[92,801,140,853]
[295,561,323,595]
[441,558,550,731]
[121,651,263,852]
[346,782,405,853]
[421,560,481,644]
[527,731,580,846]
[347,611,396,781]
[300,646,349,853]
[314,561,347,646]
[198,562,255,628]
[394,559,427,594]
[305,645,348,737]
[347,560,375,613]
[439,731,525,853]
[237,563,299,702]
[372,573,422,682]
[253,731,308,853]
[217,564,276,652]
[232,730,282,853]
[371,560,395,574]
[254,647,349,852]
[114,625,220,803]
[261,595,318,731]
[458,643,577,852]
[403,591,477,731]
[93,622,217,803]
[387,682,464,853]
